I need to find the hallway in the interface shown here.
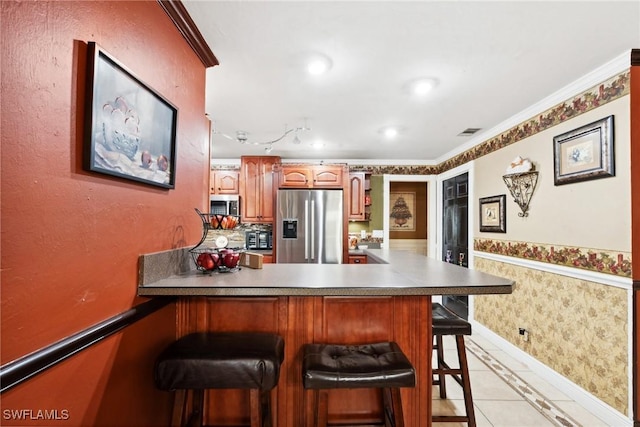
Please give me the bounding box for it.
[432,332,613,427]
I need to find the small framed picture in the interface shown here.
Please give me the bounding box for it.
[479,195,506,233]
[553,115,614,186]
[84,42,178,189]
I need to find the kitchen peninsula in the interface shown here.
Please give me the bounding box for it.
[138,249,513,427]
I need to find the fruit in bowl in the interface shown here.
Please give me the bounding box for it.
[210,214,239,229]
[222,215,238,229]
[222,251,240,268]
[196,252,219,271]
[210,214,223,228]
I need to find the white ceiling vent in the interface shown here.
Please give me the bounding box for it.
[457,128,482,137]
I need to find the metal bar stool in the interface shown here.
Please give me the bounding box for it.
[302,341,415,427]
[154,332,284,427]
[432,302,476,427]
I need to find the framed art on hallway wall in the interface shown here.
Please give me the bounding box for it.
[553,115,614,186]
[83,41,178,189]
[479,194,506,233]
[389,192,416,231]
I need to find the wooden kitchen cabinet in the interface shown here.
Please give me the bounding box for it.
[348,172,372,221]
[348,172,365,220]
[240,156,281,223]
[276,164,346,188]
[210,170,239,194]
[176,295,430,427]
[348,255,367,264]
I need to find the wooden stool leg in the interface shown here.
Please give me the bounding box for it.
[436,334,447,398]
[250,389,269,427]
[382,387,405,427]
[171,389,187,427]
[382,388,393,427]
[187,389,204,427]
[456,335,476,427]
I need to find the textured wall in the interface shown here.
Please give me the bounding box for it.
[474,258,628,413]
[1,1,208,425]
[470,72,632,415]
[474,94,631,252]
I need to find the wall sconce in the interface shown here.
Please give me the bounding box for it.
[502,170,539,217]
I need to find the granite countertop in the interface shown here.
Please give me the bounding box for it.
[138,248,513,297]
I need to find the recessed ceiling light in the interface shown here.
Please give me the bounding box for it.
[413,80,434,95]
[307,54,332,76]
[383,127,398,138]
[405,78,438,96]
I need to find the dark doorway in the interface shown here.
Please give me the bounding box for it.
[442,172,469,319]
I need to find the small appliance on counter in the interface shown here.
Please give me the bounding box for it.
[245,230,272,250]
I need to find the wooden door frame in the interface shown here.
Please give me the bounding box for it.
[382,174,437,257]
[630,48,639,427]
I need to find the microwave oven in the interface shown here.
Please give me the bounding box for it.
[210,195,240,216]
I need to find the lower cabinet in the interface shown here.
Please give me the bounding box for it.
[348,255,367,264]
[176,296,431,427]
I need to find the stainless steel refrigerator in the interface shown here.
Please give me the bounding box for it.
[276,189,343,263]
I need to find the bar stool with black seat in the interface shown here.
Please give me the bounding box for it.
[154,331,285,427]
[432,302,476,427]
[302,341,415,427]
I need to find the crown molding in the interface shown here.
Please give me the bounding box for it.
[157,0,219,68]
[632,49,640,66]
[436,50,632,164]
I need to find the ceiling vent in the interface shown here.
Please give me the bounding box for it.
[458,128,481,136]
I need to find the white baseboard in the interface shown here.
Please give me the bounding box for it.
[471,321,632,427]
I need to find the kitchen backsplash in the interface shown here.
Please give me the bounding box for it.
[204,222,273,250]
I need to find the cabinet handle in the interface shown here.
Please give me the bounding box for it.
[354,259,361,263]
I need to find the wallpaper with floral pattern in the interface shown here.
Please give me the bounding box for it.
[474,238,632,278]
[474,257,628,414]
[349,70,630,176]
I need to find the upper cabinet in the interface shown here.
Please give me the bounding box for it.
[210,170,239,194]
[348,172,365,220]
[348,172,372,221]
[276,164,346,188]
[240,156,281,223]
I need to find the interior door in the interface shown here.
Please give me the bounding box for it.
[442,173,469,319]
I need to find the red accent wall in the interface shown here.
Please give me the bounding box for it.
[1,1,209,425]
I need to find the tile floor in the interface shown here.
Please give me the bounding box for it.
[432,332,613,427]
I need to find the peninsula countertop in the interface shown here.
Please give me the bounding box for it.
[137,248,513,297]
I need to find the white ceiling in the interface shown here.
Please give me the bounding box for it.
[182,1,640,163]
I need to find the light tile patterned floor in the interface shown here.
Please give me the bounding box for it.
[431,333,612,427]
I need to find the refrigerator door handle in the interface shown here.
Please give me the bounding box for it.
[304,199,309,260]
[310,199,315,260]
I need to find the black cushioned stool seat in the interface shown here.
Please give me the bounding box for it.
[155,332,284,427]
[432,303,476,427]
[302,342,415,427]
